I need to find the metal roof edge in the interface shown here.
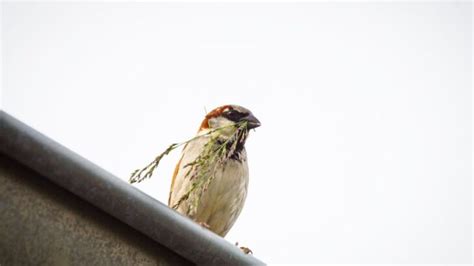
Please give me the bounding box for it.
[0,111,265,265]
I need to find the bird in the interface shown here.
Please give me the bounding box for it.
[168,104,260,239]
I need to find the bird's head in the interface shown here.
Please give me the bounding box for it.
[200,104,260,131]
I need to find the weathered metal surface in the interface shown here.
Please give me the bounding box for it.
[0,111,265,265]
[0,155,192,266]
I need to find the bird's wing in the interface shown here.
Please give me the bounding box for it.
[168,151,184,206]
[168,138,207,209]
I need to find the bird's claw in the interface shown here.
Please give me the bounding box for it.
[240,246,253,254]
[198,222,210,229]
[235,242,253,255]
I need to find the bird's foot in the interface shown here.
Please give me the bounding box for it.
[240,247,253,255]
[235,242,253,255]
[197,222,210,229]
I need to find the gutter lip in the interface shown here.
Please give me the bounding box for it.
[0,111,265,266]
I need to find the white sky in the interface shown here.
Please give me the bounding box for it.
[2,2,472,264]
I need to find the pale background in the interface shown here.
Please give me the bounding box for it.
[1,2,472,264]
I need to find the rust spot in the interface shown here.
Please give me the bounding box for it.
[199,105,233,130]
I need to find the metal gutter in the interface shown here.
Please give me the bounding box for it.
[0,111,265,266]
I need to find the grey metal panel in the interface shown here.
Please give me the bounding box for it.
[0,111,265,265]
[0,155,192,266]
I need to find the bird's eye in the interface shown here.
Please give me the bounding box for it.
[225,110,246,122]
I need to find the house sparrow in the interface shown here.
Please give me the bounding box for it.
[168,105,260,239]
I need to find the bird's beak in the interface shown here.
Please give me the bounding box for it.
[244,113,261,129]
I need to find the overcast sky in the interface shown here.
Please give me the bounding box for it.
[2,2,472,264]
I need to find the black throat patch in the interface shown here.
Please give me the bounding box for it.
[217,128,248,161]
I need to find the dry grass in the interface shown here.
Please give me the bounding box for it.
[129,121,249,210]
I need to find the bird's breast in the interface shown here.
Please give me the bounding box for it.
[196,156,249,236]
[169,137,250,236]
